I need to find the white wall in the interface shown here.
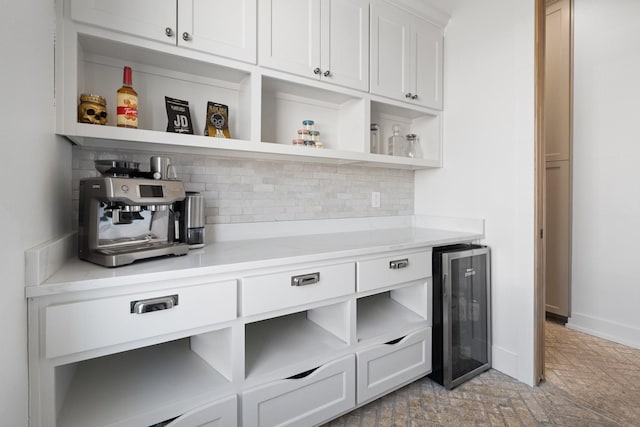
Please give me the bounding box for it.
[568,0,640,348]
[0,0,72,424]
[415,0,537,385]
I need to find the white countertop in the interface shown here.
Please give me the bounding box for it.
[26,226,483,298]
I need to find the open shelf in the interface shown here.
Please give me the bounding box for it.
[245,306,350,381]
[357,291,428,343]
[261,76,367,152]
[371,98,442,166]
[56,337,232,427]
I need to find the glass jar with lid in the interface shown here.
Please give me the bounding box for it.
[406,134,423,159]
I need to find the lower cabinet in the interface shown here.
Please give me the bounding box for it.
[163,395,237,427]
[242,354,356,427]
[356,327,431,404]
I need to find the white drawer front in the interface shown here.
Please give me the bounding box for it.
[242,354,355,427]
[45,280,237,359]
[168,394,237,427]
[241,263,355,316]
[356,327,431,404]
[357,250,431,292]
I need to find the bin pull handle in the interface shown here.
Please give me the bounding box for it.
[130,295,178,314]
[291,272,320,287]
[389,259,409,269]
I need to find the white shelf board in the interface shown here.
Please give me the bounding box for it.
[62,123,439,169]
[245,311,349,381]
[357,292,426,342]
[57,338,230,427]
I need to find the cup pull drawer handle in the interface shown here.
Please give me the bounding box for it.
[130,295,179,314]
[389,259,409,269]
[291,272,320,287]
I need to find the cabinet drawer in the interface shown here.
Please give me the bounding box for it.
[241,263,354,316]
[45,280,237,359]
[242,354,355,427]
[357,250,431,292]
[167,394,237,427]
[356,327,431,404]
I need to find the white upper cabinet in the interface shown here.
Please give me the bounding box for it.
[70,0,257,63]
[259,0,369,91]
[370,1,443,109]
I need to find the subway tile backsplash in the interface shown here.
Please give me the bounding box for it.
[72,147,415,224]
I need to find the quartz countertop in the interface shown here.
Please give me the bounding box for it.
[26,226,482,298]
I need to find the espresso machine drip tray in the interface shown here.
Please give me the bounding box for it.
[95,241,186,255]
[88,242,188,267]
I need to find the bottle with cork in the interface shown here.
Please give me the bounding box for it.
[116,66,138,128]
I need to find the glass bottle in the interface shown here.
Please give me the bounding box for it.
[406,134,423,159]
[370,123,380,154]
[389,124,405,156]
[117,66,138,128]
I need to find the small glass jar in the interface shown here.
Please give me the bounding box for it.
[309,130,320,145]
[302,120,315,132]
[297,129,310,141]
[292,138,305,147]
[406,134,423,159]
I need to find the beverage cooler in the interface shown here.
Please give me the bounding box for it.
[430,244,491,389]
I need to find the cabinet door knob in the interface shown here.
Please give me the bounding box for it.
[411,94,419,100]
[323,70,331,77]
[405,93,413,98]
[313,67,321,75]
[182,32,191,41]
[165,27,174,37]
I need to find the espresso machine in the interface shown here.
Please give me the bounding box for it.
[78,159,189,267]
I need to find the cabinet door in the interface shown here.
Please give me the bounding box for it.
[370,1,411,101]
[70,0,176,44]
[167,394,237,427]
[321,0,369,91]
[178,0,257,63]
[242,354,355,427]
[411,16,443,109]
[259,0,321,78]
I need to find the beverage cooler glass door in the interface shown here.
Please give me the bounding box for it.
[443,246,491,389]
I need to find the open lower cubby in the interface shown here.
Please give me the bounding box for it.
[244,301,351,381]
[74,34,253,141]
[55,329,233,427]
[261,76,367,152]
[370,99,442,166]
[357,282,430,343]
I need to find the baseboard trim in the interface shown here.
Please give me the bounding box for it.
[491,345,519,382]
[567,312,640,349]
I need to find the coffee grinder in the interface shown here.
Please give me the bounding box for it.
[175,191,205,248]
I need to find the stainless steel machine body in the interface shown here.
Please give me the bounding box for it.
[78,176,189,267]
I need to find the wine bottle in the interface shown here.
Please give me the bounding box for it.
[116,66,138,128]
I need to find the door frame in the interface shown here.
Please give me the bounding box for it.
[534,0,546,385]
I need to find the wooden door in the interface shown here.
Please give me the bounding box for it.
[545,161,571,317]
[544,0,572,318]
